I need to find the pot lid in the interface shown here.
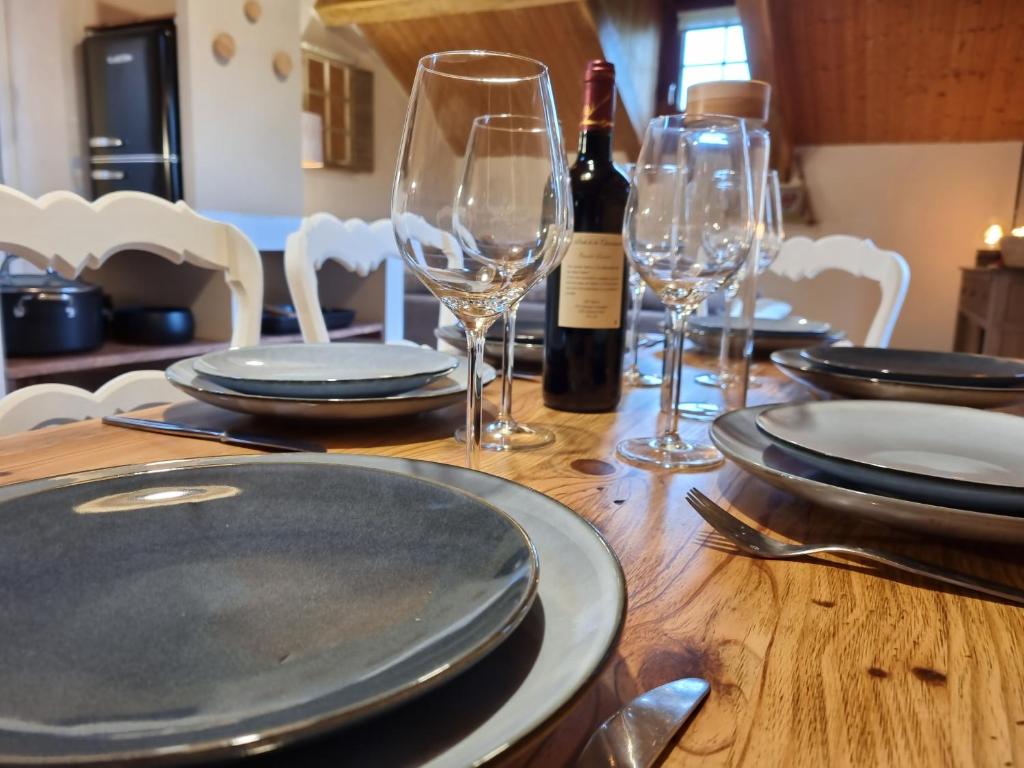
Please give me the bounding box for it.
[0,270,99,294]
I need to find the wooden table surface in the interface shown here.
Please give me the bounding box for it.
[1,355,1022,767]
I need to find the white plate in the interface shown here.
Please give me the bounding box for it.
[710,406,1024,542]
[16,454,626,767]
[193,343,459,398]
[756,401,1024,514]
[771,348,1024,408]
[167,357,495,420]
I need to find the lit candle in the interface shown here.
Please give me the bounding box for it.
[983,224,1004,250]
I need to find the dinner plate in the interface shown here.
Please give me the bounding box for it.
[193,343,459,398]
[0,458,539,764]
[710,406,1024,541]
[166,357,496,420]
[435,324,544,367]
[0,455,626,767]
[771,348,1024,408]
[690,315,832,337]
[800,346,1024,387]
[756,401,1024,514]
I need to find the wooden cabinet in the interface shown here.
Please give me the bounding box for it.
[954,267,1024,358]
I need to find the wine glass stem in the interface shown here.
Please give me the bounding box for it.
[497,302,519,426]
[718,289,735,379]
[660,306,687,440]
[629,281,645,371]
[463,325,488,469]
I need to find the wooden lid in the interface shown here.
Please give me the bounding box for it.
[685,80,771,122]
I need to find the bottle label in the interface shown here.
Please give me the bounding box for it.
[557,232,625,329]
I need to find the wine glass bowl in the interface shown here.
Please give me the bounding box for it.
[392,51,570,467]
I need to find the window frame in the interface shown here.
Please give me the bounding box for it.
[676,7,750,109]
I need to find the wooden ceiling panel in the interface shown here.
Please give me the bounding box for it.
[339,1,660,156]
[755,0,1024,144]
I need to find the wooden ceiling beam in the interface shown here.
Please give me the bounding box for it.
[736,0,794,180]
[315,0,573,26]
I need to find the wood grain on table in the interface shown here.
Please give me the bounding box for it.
[0,356,1021,768]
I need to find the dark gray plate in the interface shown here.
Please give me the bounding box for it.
[771,348,1024,408]
[800,346,1024,387]
[434,324,544,367]
[0,460,538,765]
[710,406,1024,542]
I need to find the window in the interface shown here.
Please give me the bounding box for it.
[302,46,374,171]
[677,8,750,108]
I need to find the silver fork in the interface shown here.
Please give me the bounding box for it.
[686,488,1024,605]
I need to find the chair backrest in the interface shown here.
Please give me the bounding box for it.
[0,186,264,432]
[284,214,404,343]
[0,186,263,348]
[768,234,910,347]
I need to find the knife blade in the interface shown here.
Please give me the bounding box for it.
[102,415,325,453]
[574,678,710,768]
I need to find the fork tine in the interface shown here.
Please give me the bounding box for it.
[685,488,765,556]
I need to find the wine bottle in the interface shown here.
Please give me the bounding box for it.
[543,60,629,412]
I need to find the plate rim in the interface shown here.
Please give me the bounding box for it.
[710,405,1024,534]
[799,345,1024,386]
[167,357,494,405]
[0,457,544,766]
[771,348,1024,395]
[192,343,459,386]
[688,315,832,336]
[755,400,1024,492]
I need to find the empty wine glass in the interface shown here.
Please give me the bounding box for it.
[454,114,570,451]
[392,52,571,468]
[616,114,754,470]
[691,169,784,394]
[623,265,663,387]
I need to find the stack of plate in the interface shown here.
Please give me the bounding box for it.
[435,323,545,367]
[688,316,844,356]
[711,400,1024,542]
[167,342,496,420]
[0,454,626,765]
[773,346,1024,407]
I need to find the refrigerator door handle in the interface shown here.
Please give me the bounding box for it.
[91,168,125,181]
[89,136,124,148]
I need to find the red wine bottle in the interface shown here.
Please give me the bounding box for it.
[543,60,629,412]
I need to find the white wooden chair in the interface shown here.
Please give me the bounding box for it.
[284,214,404,344]
[0,186,263,434]
[768,234,910,347]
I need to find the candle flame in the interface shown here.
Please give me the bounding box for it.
[984,224,1004,247]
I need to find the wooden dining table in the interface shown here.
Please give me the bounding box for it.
[1,354,1022,767]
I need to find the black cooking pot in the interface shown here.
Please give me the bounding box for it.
[0,258,105,356]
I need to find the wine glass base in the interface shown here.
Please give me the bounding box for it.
[677,401,723,422]
[694,371,760,390]
[624,368,663,388]
[616,435,723,470]
[455,420,555,451]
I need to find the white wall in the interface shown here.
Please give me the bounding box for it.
[299,7,406,220]
[773,141,1022,350]
[177,0,302,215]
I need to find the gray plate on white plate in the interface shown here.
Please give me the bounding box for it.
[756,401,1024,515]
[800,346,1024,387]
[771,348,1024,408]
[0,454,625,767]
[167,356,495,420]
[435,324,545,367]
[0,458,538,764]
[193,343,459,398]
[711,406,1024,541]
[688,317,844,355]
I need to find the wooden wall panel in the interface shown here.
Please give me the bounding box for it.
[763,0,1024,144]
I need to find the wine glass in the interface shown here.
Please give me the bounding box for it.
[623,265,663,387]
[691,169,784,394]
[616,114,753,470]
[392,52,571,468]
[454,114,570,451]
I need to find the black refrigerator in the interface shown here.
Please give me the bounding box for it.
[83,19,182,201]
